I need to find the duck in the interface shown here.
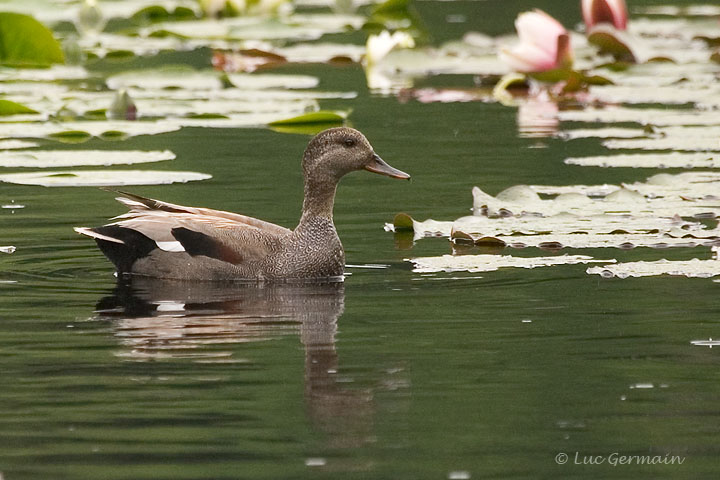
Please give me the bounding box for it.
[75,127,410,281]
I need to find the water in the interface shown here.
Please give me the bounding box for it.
[2,1,720,478]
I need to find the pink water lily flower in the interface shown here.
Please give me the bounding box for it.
[500,9,573,74]
[582,0,628,30]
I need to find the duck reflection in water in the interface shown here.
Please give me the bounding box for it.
[94,279,374,449]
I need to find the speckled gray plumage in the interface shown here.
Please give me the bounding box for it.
[75,127,409,281]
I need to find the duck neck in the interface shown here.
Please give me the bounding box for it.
[298,177,338,227]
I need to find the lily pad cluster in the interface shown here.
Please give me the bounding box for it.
[384,3,720,279]
[0,0,384,187]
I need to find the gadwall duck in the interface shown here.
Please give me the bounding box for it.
[75,127,410,281]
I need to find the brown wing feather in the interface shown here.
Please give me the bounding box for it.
[110,190,291,236]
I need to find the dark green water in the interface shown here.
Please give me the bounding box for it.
[1,1,719,479]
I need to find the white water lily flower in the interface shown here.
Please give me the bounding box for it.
[365,30,415,66]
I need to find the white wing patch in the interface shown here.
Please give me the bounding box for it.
[156,241,186,252]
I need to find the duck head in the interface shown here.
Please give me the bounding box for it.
[302,127,410,184]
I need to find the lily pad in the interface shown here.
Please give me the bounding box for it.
[565,152,720,168]
[587,257,720,279]
[0,169,211,187]
[0,121,182,140]
[602,137,720,152]
[0,150,175,168]
[409,253,613,274]
[0,66,87,82]
[0,246,15,254]
[558,107,720,127]
[451,231,718,250]
[268,110,346,126]
[587,25,636,62]
[226,73,319,90]
[387,212,706,240]
[560,128,647,140]
[0,12,64,67]
[0,99,38,116]
[0,140,38,150]
[107,67,223,90]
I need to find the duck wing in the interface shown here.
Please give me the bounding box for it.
[75,192,291,278]
[111,190,291,236]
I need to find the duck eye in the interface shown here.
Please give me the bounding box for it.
[343,138,356,147]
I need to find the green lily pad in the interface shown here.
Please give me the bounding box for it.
[268,110,347,126]
[0,12,64,67]
[47,130,92,144]
[587,25,636,63]
[0,99,37,116]
[393,212,414,231]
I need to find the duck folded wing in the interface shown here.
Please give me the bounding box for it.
[76,197,290,277]
[112,191,291,236]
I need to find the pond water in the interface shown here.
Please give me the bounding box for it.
[1,0,719,478]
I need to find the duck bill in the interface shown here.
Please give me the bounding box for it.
[365,154,411,180]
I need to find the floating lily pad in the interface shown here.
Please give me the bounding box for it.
[409,253,613,274]
[587,257,720,279]
[0,65,87,81]
[473,183,720,219]
[0,169,211,187]
[0,99,38,116]
[565,152,720,168]
[0,12,64,67]
[0,139,39,150]
[589,85,716,106]
[0,150,175,168]
[560,128,647,140]
[268,110,346,126]
[107,67,223,90]
[78,32,186,59]
[143,14,363,43]
[387,211,706,240]
[451,231,718,250]
[0,121,182,140]
[587,25,636,62]
[226,73,319,90]
[602,137,720,152]
[558,107,720,127]
[0,246,15,254]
